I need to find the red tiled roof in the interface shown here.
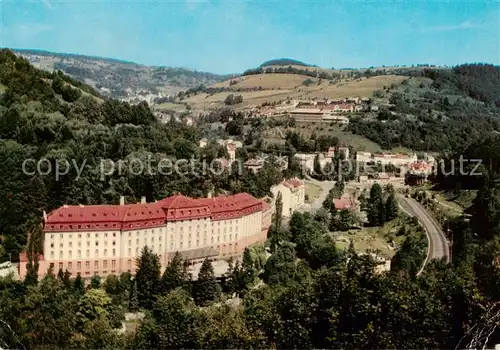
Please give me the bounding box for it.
[283,178,303,189]
[333,198,353,210]
[44,193,263,231]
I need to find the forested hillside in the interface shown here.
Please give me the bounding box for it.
[0,49,282,261]
[347,64,500,151]
[15,49,230,98]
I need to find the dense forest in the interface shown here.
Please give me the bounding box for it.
[0,49,282,261]
[347,64,500,151]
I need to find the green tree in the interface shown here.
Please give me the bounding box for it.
[368,183,385,226]
[73,273,85,295]
[274,191,283,230]
[135,246,161,309]
[161,251,189,293]
[385,192,398,221]
[193,258,219,306]
[90,275,101,289]
[129,280,139,311]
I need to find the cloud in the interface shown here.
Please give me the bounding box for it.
[423,20,480,33]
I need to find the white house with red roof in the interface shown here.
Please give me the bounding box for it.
[271,178,305,217]
[19,193,272,280]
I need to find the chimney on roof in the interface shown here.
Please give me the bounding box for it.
[120,196,125,205]
[207,190,213,199]
[63,204,68,208]
[141,196,146,204]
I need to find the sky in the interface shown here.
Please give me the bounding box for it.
[1,0,499,74]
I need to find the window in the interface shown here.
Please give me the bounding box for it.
[78,234,81,239]
[128,240,131,246]
[50,243,54,248]
[196,240,199,246]
[104,249,107,256]
[60,243,63,248]
[128,232,132,237]
[113,233,116,237]
[112,241,116,246]
[78,242,81,247]
[87,241,90,247]
[112,260,116,268]
[136,239,139,244]
[94,261,99,269]
[86,250,90,257]
[180,241,183,248]
[95,241,99,246]
[51,251,54,259]
[112,249,116,256]
[95,233,98,237]
[68,262,72,269]
[59,262,63,270]
[128,248,131,255]
[105,233,108,238]
[95,249,98,256]
[69,242,72,248]
[69,251,72,258]
[159,244,162,251]
[103,261,107,268]
[85,261,90,269]
[59,251,63,259]
[77,261,81,269]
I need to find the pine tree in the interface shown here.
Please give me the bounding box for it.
[73,273,85,295]
[63,270,72,289]
[385,192,399,221]
[24,220,42,286]
[274,191,283,230]
[129,280,139,311]
[57,268,65,282]
[90,275,101,289]
[368,183,385,226]
[161,251,188,293]
[194,258,219,306]
[135,246,161,309]
[313,154,323,179]
[241,247,256,287]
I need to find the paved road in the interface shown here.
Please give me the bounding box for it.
[397,194,450,273]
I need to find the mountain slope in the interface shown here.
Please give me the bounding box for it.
[14,49,231,99]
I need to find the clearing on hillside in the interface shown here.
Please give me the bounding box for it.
[214,73,318,90]
[305,75,408,99]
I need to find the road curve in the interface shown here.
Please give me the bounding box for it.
[397,195,450,272]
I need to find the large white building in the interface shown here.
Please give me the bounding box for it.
[20,193,271,279]
[271,178,305,217]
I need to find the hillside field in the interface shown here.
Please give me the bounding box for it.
[189,74,408,110]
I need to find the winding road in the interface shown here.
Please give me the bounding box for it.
[397,194,450,274]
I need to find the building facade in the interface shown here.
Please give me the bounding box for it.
[19,193,271,279]
[271,178,305,217]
